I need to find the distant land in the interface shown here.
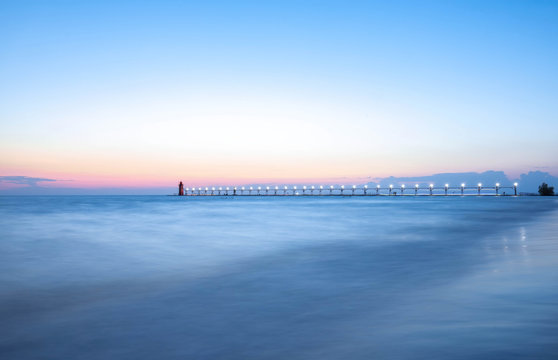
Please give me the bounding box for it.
[0,171,556,195]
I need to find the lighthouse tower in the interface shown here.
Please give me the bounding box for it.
[178,181,184,196]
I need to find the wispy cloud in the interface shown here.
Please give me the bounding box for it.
[0,176,60,187]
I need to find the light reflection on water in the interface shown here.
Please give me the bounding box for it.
[1,196,558,359]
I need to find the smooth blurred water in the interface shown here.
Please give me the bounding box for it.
[1,196,558,359]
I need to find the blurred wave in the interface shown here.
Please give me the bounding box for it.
[1,196,557,359]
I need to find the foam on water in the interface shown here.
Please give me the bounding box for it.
[1,196,557,359]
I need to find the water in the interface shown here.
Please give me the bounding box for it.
[1,196,558,359]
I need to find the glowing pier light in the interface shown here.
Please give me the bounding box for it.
[514,182,518,196]
[429,184,433,196]
[414,184,419,195]
[364,184,368,195]
[389,184,393,196]
[495,183,500,195]
[352,185,356,195]
[444,184,449,196]
[330,185,334,195]
[303,185,307,195]
[460,183,465,195]
[249,186,253,195]
[477,183,482,195]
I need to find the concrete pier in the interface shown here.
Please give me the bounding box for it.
[178,183,518,196]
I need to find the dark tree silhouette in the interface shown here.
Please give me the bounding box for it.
[538,182,555,196]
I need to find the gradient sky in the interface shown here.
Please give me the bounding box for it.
[1,0,557,189]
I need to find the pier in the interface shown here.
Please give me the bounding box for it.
[178,183,518,196]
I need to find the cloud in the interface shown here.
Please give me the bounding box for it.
[0,176,60,187]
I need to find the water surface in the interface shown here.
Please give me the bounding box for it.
[1,196,557,359]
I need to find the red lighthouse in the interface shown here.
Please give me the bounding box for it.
[178,181,184,196]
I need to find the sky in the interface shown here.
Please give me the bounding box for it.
[1,0,557,192]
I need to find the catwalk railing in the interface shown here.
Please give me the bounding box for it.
[180,183,519,196]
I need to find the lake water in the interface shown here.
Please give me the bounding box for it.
[1,196,558,359]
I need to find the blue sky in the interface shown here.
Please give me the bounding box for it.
[1,0,557,191]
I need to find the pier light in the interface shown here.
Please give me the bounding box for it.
[311,185,315,189]
[461,183,465,187]
[429,184,434,188]
[352,185,356,189]
[364,185,368,188]
[198,187,202,191]
[341,185,345,189]
[330,185,334,189]
[445,184,449,188]
[258,186,261,190]
[219,187,222,190]
[284,186,288,189]
[186,187,189,190]
[266,186,270,190]
[275,186,278,190]
[401,184,405,188]
[415,184,419,188]
[377,185,381,188]
[293,186,297,190]
[226,187,230,190]
[242,187,245,190]
[233,187,237,190]
[250,186,253,190]
[478,183,482,187]
[496,183,500,187]
[320,185,323,189]
[514,182,518,187]
[212,187,215,190]
[389,184,393,188]
[303,186,307,189]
